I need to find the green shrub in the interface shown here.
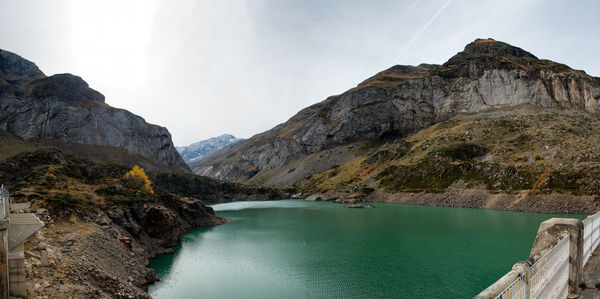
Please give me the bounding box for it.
[357,186,375,194]
[12,181,30,191]
[433,143,488,161]
[49,193,83,207]
[34,188,48,195]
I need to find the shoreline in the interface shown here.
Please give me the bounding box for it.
[23,196,228,298]
[301,186,600,215]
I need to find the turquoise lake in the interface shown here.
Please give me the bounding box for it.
[149,200,585,298]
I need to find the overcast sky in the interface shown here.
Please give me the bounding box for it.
[1,0,599,146]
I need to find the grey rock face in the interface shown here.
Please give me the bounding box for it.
[0,49,44,82]
[193,39,600,182]
[0,48,187,171]
[177,134,242,163]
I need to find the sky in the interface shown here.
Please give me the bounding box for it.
[1,0,599,146]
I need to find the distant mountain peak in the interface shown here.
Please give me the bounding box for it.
[177,134,243,163]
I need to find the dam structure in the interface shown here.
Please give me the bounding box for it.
[0,185,43,298]
[476,212,600,298]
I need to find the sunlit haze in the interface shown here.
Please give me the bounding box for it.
[1,0,599,145]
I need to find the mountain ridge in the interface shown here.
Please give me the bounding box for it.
[191,38,600,185]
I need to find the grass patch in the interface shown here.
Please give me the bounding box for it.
[432,143,488,161]
[376,157,540,192]
[48,192,84,207]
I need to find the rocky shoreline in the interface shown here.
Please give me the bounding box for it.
[299,184,600,214]
[0,149,292,298]
[22,195,227,298]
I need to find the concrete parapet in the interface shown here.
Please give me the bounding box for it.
[529,217,583,296]
[0,185,8,299]
[0,228,7,299]
[476,217,583,299]
[8,253,26,298]
[474,262,528,298]
[0,185,42,299]
[8,213,43,252]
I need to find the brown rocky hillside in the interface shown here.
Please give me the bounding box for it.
[0,148,284,297]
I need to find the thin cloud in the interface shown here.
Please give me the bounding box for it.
[393,0,453,64]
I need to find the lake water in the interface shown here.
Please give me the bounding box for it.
[149,200,585,298]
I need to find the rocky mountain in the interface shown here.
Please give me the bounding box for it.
[0,48,188,172]
[191,39,600,194]
[0,49,288,297]
[177,134,242,163]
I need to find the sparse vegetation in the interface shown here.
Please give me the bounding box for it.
[432,143,488,161]
[376,157,540,193]
[49,192,83,207]
[296,110,600,195]
[357,186,375,194]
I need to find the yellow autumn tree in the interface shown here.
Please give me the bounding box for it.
[123,165,154,194]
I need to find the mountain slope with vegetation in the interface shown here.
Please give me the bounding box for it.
[292,107,600,213]
[191,39,600,212]
[192,39,600,183]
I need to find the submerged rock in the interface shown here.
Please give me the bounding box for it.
[346,204,375,209]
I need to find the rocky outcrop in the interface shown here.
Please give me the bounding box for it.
[105,194,226,256]
[346,204,375,209]
[0,48,188,171]
[177,134,242,163]
[0,48,44,91]
[0,148,229,297]
[22,192,226,298]
[192,39,600,182]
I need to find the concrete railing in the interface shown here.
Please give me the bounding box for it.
[0,185,43,299]
[476,233,570,299]
[0,185,9,299]
[583,212,600,266]
[475,213,600,299]
[528,234,570,298]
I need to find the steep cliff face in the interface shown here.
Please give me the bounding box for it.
[0,49,188,171]
[192,39,600,182]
